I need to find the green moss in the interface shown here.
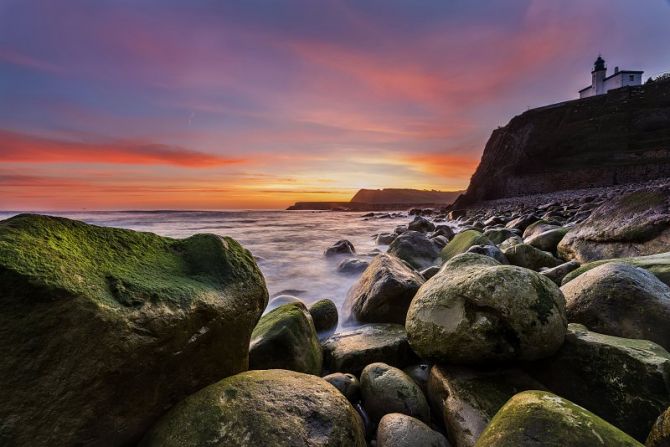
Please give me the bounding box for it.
[0,214,264,309]
[562,252,670,286]
[529,275,559,324]
[441,230,493,261]
[475,391,643,447]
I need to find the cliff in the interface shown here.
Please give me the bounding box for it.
[454,80,670,207]
[350,188,463,204]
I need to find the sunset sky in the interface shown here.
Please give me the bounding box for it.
[2,0,670,210]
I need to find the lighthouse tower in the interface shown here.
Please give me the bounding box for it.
[592,56,607,95]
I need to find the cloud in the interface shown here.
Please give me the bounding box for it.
[0,130,243,167]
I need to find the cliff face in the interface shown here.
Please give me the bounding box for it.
[350,188,463,204]
[456,80,670,206]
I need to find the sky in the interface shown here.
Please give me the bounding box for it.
[1,0,670,210]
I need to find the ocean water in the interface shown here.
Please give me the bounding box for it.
[0,210,414,317]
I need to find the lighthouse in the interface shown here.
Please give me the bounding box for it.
[579,56,643,98]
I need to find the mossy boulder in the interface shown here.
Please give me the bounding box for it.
[323,372,361,403]
[249,302,322,374]
[483,228,518,245]
[321,324,418,375]
[498,235,523,251]
[342,254,424,325]
[428,365,545,447]
[0,214,268,446]
[377,413,449,447]
[558,187,670,262]
[528,324,670,441]
[474,391,643,447]
[561,263,670,350]
[309,298,339,333]
[140,369,366,447]
[562,252,670,286]
[388,231,441,270]
[406,253,567,364]
[502,243,562,271]
[360,362,430,424]
[525,227,569,253]
[441,230,493,261]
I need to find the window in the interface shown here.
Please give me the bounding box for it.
[629,75,635,81]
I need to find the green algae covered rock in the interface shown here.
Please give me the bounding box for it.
[360,362,430,424]
[428,365,546,447]
[562,252,670,286]
[140,369,366,447]
[441,229,493,261]
[0,214,268,447]
[528,324,670,441]
[309,298,339,333]
[474,391,643,447]
[249,302,322,374]
[406,253,567,364]
[377,413,449,447]
[558,187,670,263]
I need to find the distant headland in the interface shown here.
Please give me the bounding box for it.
[287,188,464,211]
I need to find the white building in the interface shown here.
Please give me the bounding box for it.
[579,56,643,98]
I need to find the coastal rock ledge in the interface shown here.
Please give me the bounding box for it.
[0,214,268,446]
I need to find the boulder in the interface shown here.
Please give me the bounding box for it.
[562,252,670,286]
[433,224,455,240]
[540,260,580,285]
[522,220,560,239]
[325,239,356,257]
[308,298,339,333]
[561,263,670,350]
[441,230,493,262]
[558,187,670,263]
[376,233,397,245]
[474,391,643,447]
[140,369,366,447]
[502,243,562,271]
[249,302,322,375]
[466,244,508,264]
[321,324,418,375]
[388,231,441,270]
[525,227,569,253]
[403,363,432,395]
[343,254,425,325]
[483,228,518,245]
[266,294,303,312]
[377,413,449,447]
[338,258,369,274]
[323,372,361,404]
[420,265,441,280]
[408,216,436,233]
[360,362,430,424]
[498,235,523,251]
[528,324,670,441]
[406,253,566,364]
[428,365,545,447]
[0,214,268,447]
[504,214,540,232]
[647,407,670,447]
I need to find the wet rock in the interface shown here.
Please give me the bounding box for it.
[562,251,670,286]
[528,323,670,441]
[406,253,566,364]
[343,254,425,325]
[431,235,449,249]
[388,231,441,270]
[540,260,580,285]
[428,365,545,447]
[0,214,268,447]
[338,258,370,275]
[433,224,455,240]
[474,390,642,447]
[325,239,356,257]
[308,298,339,333]
[498,235,523,251]
[249,302,322,375]
[140,370,366,447]
[441,230,493,262]
[377,413,449,447]
[502,243,562,271]
[558,187,670,262]
[403,363,432,395]
[408,216,436,233]
[466,244,509,264]
[420,266,441,280]
[321,324,418,375]
[361,362,430,424]
[376,232,397,245]
[525,227,569,253]
[323,372,361,404]
[561,263,670,350]
[647,407,670,447]
[522,220,560,239]
[504,214,540,232]
[483,228,518,245]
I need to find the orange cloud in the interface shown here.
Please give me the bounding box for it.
[0,130,243,167]
[404,153,480,179]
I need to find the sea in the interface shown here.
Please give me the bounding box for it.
[0,210,416,317]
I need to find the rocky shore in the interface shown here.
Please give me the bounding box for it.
[2,180,670,446]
